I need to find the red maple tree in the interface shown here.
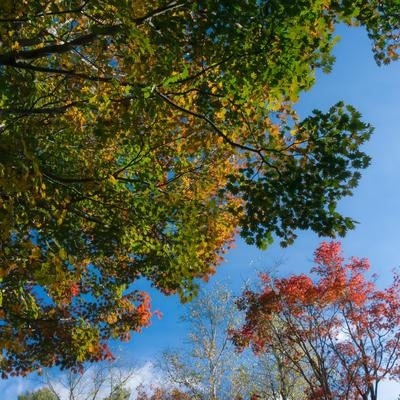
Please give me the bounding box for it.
[231,242,400,400]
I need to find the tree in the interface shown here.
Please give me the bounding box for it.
[232,242,400,400]
[21,363,135,400]
[1,0,400,375]
[233,346,308,400]
[160,284,241,400]
[135,385,191,400]
[18,388,58,400]
[103,386,131,400]
[160,283,306,400]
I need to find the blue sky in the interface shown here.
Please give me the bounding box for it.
[4,24,400,399]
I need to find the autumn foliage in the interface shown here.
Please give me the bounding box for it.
[232,242,400,400]
[1,0,400,375]
[135,385,191,400]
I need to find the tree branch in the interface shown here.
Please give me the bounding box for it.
[0,25,120,65]
[155,89,282,176]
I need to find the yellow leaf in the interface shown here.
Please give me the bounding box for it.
[59,248,67,259]
[106,313,118,324]
[215,108,226,120]
[108,175,118,185]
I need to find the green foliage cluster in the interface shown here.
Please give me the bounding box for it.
[18,388,58,400]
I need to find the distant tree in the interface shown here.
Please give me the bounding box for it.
[232,242,400,400]
[33,363,135,400]
[103,385,131,400]
[233,348,308,400]
[161,283,241,400]
[135,384,190,400]
[160,283,306,399]
[18,388,58,400]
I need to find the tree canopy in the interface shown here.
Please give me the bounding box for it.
[232,242,400,400]
[18,388,58,400]
[1,0,400,376]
